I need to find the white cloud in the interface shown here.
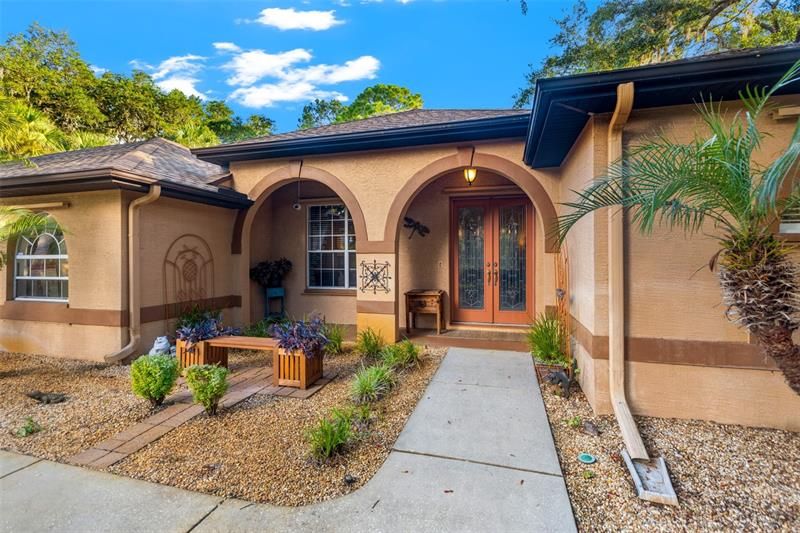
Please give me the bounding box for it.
[231,81,347,108]
[255,7,344,31]
[150,54,206,80]
[283,55,380,85]
[157,76,207,100]
[130,54,208,99]
[220,48,313,86]
[89,65,107,75]
[213,42,241,53]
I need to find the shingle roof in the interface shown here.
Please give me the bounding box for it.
[227,108,530,147]
[0,138,228,192]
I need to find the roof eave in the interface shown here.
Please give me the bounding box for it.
[0,168,252,209]
[192,114,529,165]
[524,45,800,168]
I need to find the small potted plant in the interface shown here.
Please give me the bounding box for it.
[175,311,239,368]
[270,314,329,389]
[250,258,292,318]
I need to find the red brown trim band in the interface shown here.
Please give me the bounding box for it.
[140,295,242,324]
[571,316,776,370]
[0,301,127,327]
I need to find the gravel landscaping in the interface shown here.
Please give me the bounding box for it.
[112,345,445,506]
[0,349,268,461]
[0,352,153,460]
[540,380,800,532]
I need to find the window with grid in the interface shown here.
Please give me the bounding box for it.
[14,220,68,302]
[307,204,356,289]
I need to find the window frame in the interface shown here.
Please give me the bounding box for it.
[306,203,357,291]
[13,224,69,303]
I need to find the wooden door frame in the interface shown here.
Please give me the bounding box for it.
[449,196,535,326]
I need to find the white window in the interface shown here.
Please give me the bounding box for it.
[307,204,356,289]
[14,220,68,302]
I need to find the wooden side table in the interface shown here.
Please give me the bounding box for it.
[405,289,445,335]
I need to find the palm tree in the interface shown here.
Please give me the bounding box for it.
[0,96,67,162]
[0,207,53,269]
[557,60,800,394]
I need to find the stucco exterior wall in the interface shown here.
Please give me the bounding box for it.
[0,190,126,360]
[136,195,241,352]
[560,98,800,430]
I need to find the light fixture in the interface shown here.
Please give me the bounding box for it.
[464,147,477,186]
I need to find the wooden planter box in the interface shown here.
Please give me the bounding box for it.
[176,339,228,369]
[273,348,323,390]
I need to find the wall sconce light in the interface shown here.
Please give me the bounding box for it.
[464,147,477,186]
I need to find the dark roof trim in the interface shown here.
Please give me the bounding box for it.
[524,45,800,168]
[193,114,529,164]
[0,169,252,209]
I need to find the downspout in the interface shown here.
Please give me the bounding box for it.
[105,184,162,363]
[607,83,649,461]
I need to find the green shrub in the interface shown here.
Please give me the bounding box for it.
[380,339,421,370]
[176,305,220,330]
[185,365,229,415]
[356,327,384,358]
[15,417,42,437]
[526,313,567,366]
[130,354,180,407]
[351,363,396,404]
[566,415,582,428]
[324,323,345,355]
[306,408,354,460]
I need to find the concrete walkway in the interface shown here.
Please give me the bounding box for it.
[1,348,575,533]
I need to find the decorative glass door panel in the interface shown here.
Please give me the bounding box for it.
[451,197,534,325]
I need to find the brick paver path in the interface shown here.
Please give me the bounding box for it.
[66,366,334,469]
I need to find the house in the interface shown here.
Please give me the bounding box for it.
[1,45,798,431]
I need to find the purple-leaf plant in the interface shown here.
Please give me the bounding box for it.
[271,315,329,358]
[176,314,240,351]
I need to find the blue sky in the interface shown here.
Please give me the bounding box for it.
[1,1,591,132]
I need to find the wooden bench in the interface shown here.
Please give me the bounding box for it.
[177,336,277,369]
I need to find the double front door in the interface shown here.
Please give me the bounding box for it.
[451,197,534,325]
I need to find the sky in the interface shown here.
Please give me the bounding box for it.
[0,0,591,132]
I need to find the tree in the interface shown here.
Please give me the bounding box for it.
[515,0,800,106]
[0,96,67,161]
[297,84,423,129]
[159,90,219,147]
[204,101,273,143]
[0,23,104,132]
[94,71,164,142]
[0,207,54,269]
[298,99,346,129]
[556,62,800,394]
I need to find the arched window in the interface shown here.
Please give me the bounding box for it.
[14,218,68,302]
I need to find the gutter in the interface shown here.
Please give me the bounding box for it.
[105,185,161,363]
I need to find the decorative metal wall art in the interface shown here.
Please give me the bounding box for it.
[163,234,215,318]
[403,217,430,239]
[359,259,392,294]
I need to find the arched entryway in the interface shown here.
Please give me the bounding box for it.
[386,149,557,334]
[237,164,367,327]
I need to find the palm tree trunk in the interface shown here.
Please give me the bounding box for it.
[755,326,800,395]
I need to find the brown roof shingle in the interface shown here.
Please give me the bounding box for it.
[0,138,228,192]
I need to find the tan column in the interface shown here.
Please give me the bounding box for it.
[355,250,398,342]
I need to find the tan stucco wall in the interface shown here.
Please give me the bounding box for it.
[1,190,126,360]
[560,97,800,429]
[136,195,240,352]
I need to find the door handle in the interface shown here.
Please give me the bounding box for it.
[487,262,492,285]
[493,262,499,286]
